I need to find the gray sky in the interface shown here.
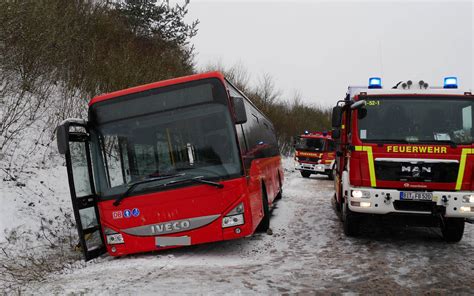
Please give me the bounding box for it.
[184,1,473,106]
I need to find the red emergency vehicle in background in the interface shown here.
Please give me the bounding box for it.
[294,131,335,179]
[332,77,474,242]
[57,72,283,260]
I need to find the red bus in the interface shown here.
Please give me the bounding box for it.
[56,72,283,260]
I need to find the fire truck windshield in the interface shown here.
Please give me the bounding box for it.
[295,137,325,151]
[358,97,473,144]
[88,80,242,198]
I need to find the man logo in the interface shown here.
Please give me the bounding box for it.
[401,165,431,178]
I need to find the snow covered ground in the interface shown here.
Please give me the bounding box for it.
[4,159,471,294]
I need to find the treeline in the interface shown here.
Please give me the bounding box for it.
[0,0,197,169]
[1,0,197,98]
[0,0,330,169]
[203,64,331,154]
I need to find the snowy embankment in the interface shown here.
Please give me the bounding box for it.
[2,157,471,294]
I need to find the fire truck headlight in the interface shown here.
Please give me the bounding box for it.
[351,190,370,198]
[462,195,474,203]
[350,201,371,208]
[106,233,124,245]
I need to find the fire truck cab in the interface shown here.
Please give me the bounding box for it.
[332,77,474,242]
[294,131,335,179]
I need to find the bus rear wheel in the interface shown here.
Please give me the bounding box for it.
[442,218,464,243]
[256,186,270,232]
[300,171,311,178]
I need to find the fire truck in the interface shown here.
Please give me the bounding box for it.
[331,77,473,242]
[294,131,335,179]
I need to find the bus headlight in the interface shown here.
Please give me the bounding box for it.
[351,190,370,198]
[462,195,474,203]
[106,233,124,245]
[222,202,245,228]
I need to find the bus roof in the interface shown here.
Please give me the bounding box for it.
[88,71,226,106]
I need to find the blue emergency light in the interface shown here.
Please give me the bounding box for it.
[368,77,382,89]
[443,77,458,89]
[304,130,309,135]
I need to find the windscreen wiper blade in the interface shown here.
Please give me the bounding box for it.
[414,140,457,148]
[113,173,185,206]
[189,176,224,189]
[368,139,410,144]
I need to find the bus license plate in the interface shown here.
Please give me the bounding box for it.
[400,192,433,201]
[156,236,191,247]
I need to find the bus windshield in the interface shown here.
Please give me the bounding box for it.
[358,97,473,144]
[295,137,325,151]
[89,80,242,198]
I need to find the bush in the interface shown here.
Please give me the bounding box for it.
[202,63,331,155]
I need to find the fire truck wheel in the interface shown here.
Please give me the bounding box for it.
[342,199,360,236]
[327,168,335,180]
[300,171,311,178]
[256,185,270,232]
[334,193,342,212]
[441,218,464,243]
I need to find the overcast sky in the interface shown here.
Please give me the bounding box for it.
[183,1,473,106]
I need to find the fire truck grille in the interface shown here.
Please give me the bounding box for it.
[375,161,458,183]
[393,200,436,212]
[298,157,319,163]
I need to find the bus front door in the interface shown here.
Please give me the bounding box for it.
[57,120,106,261]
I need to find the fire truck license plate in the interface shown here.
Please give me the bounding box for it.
[400,192,433,201]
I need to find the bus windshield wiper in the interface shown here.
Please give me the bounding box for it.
[188,176,224,188]
[113,173,185,206]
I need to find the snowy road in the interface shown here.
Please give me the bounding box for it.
[27,168,474,294]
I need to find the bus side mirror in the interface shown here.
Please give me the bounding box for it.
[57,123,69,154]
[332,128,341,139]
[232,96,247,124]
[332,106,343,128]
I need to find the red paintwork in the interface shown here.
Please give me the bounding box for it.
[101,156,282,256]
[335,93,473,204]
[89,72,226,106]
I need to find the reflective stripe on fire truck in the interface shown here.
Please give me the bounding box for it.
[354,146,376,187]
[455,148,474,190]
